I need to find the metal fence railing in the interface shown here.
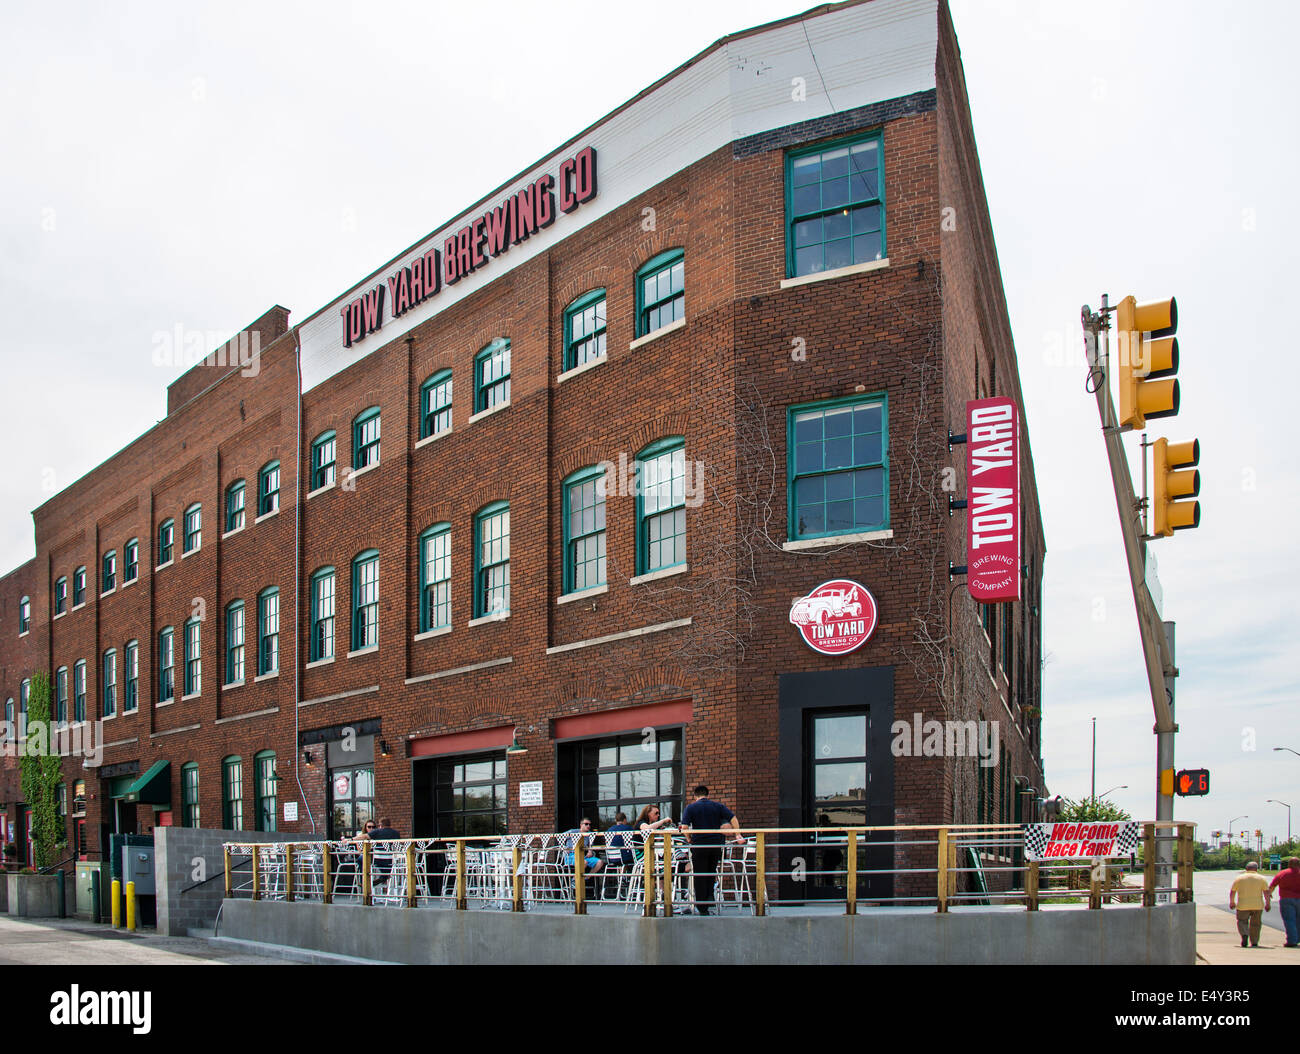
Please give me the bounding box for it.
[222,821,1195,917]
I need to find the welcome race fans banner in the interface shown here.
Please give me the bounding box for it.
[1024,822,1141,860]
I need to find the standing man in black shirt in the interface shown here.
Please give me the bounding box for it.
[680,785,744,916]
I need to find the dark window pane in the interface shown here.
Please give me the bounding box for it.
[824,437,852,469]
[823,211,851,241]
[854,432,883,465]
[826,500,855,532]
[825,238,852,271]
[822,178,849,209]
[793,185,820,216]
[794,217,822,247]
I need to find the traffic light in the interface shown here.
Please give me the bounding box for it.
[1152,438,1201,536]
[1116,295,1179,430]
[1175,768,1210,796]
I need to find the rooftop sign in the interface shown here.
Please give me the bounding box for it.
[340,146,598,348]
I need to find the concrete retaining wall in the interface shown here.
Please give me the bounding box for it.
[6,873,60,917]
[220,900,1197,965]
[156,829,305,936]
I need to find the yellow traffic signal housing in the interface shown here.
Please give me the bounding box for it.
[1116,295,1179,429]
[1152,437,1201,536]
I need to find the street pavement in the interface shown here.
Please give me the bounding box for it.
[0,915,299,965]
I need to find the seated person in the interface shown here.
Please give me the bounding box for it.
[605,812,635,869]
[562,818,605,873]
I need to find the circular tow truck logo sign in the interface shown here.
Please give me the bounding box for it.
[789,579,878,656]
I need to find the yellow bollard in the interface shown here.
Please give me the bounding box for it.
[111,878,121,928]
[125,880,137,932]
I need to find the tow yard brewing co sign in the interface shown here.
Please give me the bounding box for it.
[1023,822,1141,860]
[966,397,1021,603]
[339,146,598,347]
[789,579,878,656]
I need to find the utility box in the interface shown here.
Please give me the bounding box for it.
[123,845,155,895]
[75,861,109,921]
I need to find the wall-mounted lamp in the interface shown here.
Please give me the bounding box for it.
[506,727,528,756]
[380,740,391,758]
[302,750,313,767]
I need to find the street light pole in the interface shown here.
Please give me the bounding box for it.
[1228,814,1247,869]
[1099,785,1128,801]
[1267,799,1292,842]
[1091,717,1096,802]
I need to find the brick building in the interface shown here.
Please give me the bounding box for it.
[0,0,1045,901]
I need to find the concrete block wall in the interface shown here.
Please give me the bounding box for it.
[155,826,300,936]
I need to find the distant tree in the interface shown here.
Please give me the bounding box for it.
[1057,796,1132,823]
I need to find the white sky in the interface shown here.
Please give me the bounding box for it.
[1,0,1295,844]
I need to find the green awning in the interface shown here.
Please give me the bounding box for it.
[121,760,170,805]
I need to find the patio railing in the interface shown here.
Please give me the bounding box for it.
[222,821,1194,917]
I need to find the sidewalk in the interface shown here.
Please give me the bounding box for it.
[1197,904,1299,965]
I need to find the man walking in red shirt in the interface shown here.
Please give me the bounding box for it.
[1268,857,1300,947]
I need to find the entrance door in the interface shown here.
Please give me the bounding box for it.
[804,710,868,900]
[328,766,375,839]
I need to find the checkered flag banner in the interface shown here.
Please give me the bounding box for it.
[1023,821,1141,861]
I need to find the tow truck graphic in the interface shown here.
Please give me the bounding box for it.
[790,584,864,626]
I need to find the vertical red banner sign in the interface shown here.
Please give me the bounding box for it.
[966,397,1021,602]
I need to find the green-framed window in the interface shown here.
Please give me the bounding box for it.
[158,519,175,564]
[183,618,201,696]
[352,550,379,650]
[124,640,139,712]
[418,525,451,632]
[564,467,606,593]
[564,290,606,371]
[635,438,686,575]
[182,762,200,827]
[788,394,888,540]
[101,550,116,593]
[474,339,510,412]
[474,503,510,618]
[158,627,175,702]
[73,659,86,723]
[102,648,116,718]
[311,432,336,491]
[19,594,30,633]
[3,699,10,741]
[183,503,202,553]
[258,462,280,516]
[420,371,453,439]
[73,566,86,606]
[55,666,67,724]
[786,133,884,278]
[353,407,381,469]
[19,679,30,736]
[255,750,277,832]
[226,480,246,532]
[124,538,139,582]
[258,587,279,675]
[54,576,67,614]
[310,567,335,662]
[635,250,684,337]
[226,601,245,684]
[223,756,243,830]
